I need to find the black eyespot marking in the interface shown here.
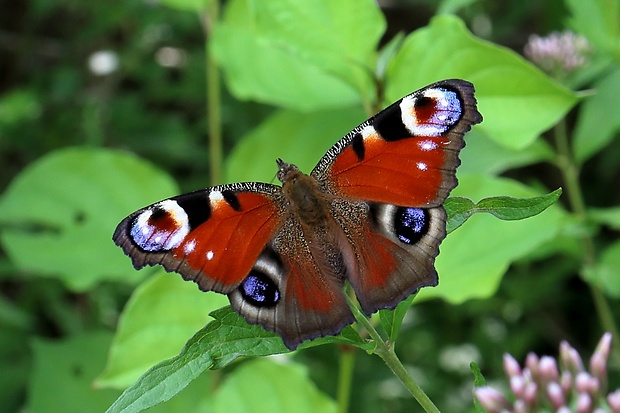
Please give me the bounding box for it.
[149,206,168,221]
[415,95,432,109]
[351,132,365,161]
[222,190,241,211]
[394,207,430,244]
[239,272,280,308]
[372,101,410,141]
[176,193,211,230]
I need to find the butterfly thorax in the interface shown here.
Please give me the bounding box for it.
[277,159,331,228]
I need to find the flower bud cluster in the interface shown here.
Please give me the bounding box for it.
[524,30,590,76]
[475,333,619,412]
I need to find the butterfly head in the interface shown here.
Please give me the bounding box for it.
[276,158,302,184]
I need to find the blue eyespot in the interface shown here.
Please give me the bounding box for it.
[395,207,429,244]
[240,272,280,307]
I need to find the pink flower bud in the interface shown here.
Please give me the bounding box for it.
[594,333,612,360]
[523,382,538,404]
[510,375,526,398]
[575,371,600,395]
[547,382,566,408]
[576,392,592,413]
[560,370,572,395]
[474,386,509,413]
[607,389,620,413]
[514,399,527,413]
[590,333,611,388]
[540,356,559,382]
[560,340,584,372]
[526,353,540,379]
[504,353,522,378]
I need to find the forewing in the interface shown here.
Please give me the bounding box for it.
[312,79,482,207]
[113,182,283,294]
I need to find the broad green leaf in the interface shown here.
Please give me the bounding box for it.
[573,68,620,163]
[445,188,562,233]
[589,206,620,230]
[566,0,620,55]
[211,0,384,111]
[97,272,228,389]
[29,331,120,413]
[386,15,578,150]
[419,175,567,304]
[583,240,620,297]
[296,325,369,350]
[0,148,178,291]
[213,359,337,413]
[105,304,368,413]
[458,132,555,175]
[105,307,289,413]
[225,107,365,183]
[0,328,34,412]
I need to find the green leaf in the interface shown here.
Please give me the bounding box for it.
[419,175,567,304]
[213,359,337,413]
[458,132,555,175]
[583,240,620,297]
[378,294,416,343]
[470,362,487,413]
[470,362,487,387]
[211,0,385,111]
[97,272,228,389]
[566,0,620,55]
[0,148,178,291]
[573,67,620,163]
[225,107,365,183]
[589,206,620,229]
[105,303,370,413]
[105,307,289,413]
[386,15,578,150]
[29,331,120,413]
[445,188,563,233]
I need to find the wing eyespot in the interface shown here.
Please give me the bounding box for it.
[239,272,281,308]
[393,207,430,245]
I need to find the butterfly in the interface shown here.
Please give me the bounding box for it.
[113,79,482,350]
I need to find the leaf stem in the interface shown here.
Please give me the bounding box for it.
[553,119,620,358]
[345,295,441,413]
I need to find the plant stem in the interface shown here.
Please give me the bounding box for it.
[553,119,620,358]
[345,295,441,413]
[202,0,223,185]
[337,347,355,413]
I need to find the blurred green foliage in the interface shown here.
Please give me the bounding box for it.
[0,0,619,412]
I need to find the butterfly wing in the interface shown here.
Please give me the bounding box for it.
[114,181,354,350]
[311,79,482,314]
[113,183,284,294]
[228,221,355,350]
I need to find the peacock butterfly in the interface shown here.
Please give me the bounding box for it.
[113,79,482,350]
